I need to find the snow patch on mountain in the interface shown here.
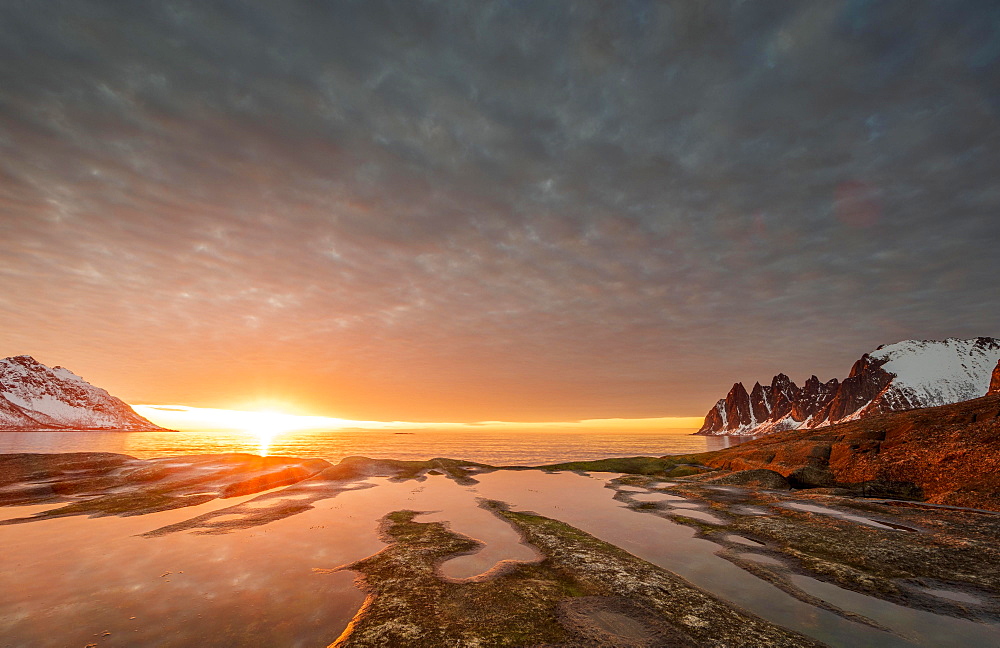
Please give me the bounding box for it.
[0,355,164,430]
[871,338,1000,409]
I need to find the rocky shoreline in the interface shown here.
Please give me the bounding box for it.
[685,393,1000,511]
[3,388,1000,647]
[325,503,824,647]
[2,437,999,646]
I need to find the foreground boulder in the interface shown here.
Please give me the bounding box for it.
[704,468,791,490]
[785,465,836,489]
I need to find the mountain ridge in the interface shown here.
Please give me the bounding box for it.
[0,355,166,431]
[697,337,1000,436]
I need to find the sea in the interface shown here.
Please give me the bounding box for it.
[0,427,752,464]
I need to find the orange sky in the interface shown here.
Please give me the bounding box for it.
[8,341,720,422]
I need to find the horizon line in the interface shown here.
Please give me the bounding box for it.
[132,404,705,433]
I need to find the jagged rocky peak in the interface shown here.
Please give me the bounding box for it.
[749,382,769,424]
[990,359,1000,395]
[0,355,165,430]
[697,372,806,435]
[723,382,752,429]
[790,375,839,423]
[823,354,894,422]
[697,336,1000,436]
[769,373,799,415]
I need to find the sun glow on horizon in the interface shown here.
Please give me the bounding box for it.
[240,410,303,456]
[133,404,362,456]
[132,404,705,438]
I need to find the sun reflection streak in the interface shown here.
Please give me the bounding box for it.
[257,431,274,457]
[241,411,303,456]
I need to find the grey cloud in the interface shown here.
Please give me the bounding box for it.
[0,0,998,418]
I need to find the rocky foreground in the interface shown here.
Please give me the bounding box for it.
[2,391,1000,646]
[329,504,823,648]
[2,423,1000,646]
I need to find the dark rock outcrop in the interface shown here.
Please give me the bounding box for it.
[823,354,894,421]
[990,360,1000,395]
[785,466,837,489]
[790,375,840,422]
[705,468,790,490]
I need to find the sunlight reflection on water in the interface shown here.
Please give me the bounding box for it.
[1,469,996,647]
[0,428,750,464]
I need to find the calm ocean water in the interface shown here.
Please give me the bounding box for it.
[0,427,750,465]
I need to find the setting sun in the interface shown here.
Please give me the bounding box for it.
[132,404,338,433]
[242,410,301,456]
[132,404,336,456]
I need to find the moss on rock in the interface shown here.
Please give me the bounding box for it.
[330,503,824,648]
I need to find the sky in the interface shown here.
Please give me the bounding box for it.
[1,1,999,423]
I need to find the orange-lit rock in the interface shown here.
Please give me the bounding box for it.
[989,359,1000,395]
[692,393,1000,511]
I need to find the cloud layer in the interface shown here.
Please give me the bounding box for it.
[1,1,998,419]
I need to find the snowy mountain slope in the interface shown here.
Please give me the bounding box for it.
[697,337,1000,436]
[0,394,46,429]
[0,355,165,430]
[866,338,1000,412]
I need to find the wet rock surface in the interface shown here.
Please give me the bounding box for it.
[0,452,332,521]
[612,475,1000,626]
[701,468,790,490]
[3,451,1000,645]
[548,596,698,647]
[328,503,823,648]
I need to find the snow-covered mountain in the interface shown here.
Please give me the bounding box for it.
[0,355,164,430]
[697,337,1000,436]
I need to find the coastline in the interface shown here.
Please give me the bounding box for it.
[1,450,999,646]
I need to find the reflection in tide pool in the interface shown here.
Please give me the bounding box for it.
[0,489,377,647]
[406,477,542,580]
[472,471,998,648]
[780,501,920,532]
[1,471,996,647]
[628,492,688,502]
[787,574,994,647]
